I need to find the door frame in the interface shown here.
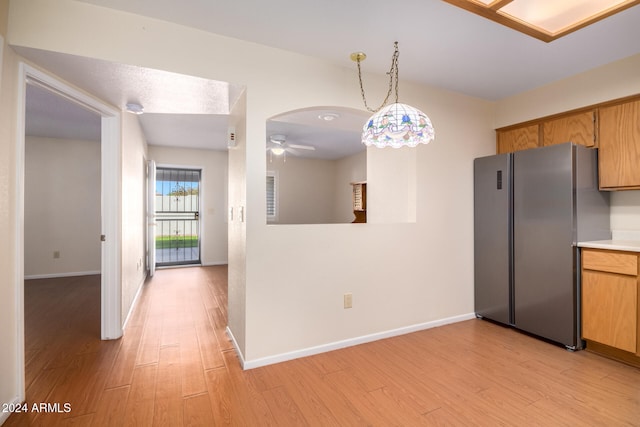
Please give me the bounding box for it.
[147,159,156,277]
[15,63,122,400]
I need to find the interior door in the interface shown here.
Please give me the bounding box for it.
[147,160,156,277]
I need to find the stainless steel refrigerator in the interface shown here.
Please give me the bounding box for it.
[474,142,610,350]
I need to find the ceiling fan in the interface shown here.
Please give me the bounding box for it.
[267,134,315,159]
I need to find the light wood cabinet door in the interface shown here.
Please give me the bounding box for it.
[542,111,596,148]
[599,100,640,189]
[582,270,637,353]
[582,249,638,276]
[496,124,539,154]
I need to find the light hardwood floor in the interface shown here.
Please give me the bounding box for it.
[7,266,640,426]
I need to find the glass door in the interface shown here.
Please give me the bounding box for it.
[155,167,201,267]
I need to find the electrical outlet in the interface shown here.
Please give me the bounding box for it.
[344,293,353,309]
[53,251,60,259]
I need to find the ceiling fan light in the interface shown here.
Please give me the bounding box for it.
[318,112,340,121]
[271,147,286,156]
[125,102,144,115]
[362,103,435,148]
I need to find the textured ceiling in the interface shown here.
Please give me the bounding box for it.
[20,48,368,158]
[20,0,640,157]
[74,0,640,100]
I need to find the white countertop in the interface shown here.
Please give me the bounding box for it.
[578,240,640,253]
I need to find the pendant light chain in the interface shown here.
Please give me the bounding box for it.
[356,41,399,113]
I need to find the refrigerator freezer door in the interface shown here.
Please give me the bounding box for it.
[474,154,512,325]
[513,143,576,348]
[575,145,611,242]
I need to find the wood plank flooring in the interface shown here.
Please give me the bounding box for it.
[7,266,640,426]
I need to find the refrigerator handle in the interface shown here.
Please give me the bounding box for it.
[497,170,503,189]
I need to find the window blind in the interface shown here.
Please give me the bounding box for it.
[266,174,276,218]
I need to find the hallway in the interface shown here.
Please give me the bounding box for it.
[9,266,231,426]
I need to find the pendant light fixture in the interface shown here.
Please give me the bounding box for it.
[352,42,434,148]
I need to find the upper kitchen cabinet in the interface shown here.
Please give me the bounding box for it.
[542,110,596,148]
[599,99,640,190]
[496,124,539,154]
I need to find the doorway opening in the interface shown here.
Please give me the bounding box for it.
[155,167,202,266]
[22,79,103,402]
[15,62,122,403]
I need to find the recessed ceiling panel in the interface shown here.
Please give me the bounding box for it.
[443,0,640,42]
[500,0,633,34]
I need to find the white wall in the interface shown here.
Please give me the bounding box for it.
[6,0,496,368]
[268,150,366,224]
[0,14,20,419]
[121,113,148,325]
[495,54,640,128]
[148,145,228,265]
[611,190,640,231]
[24,136,101,278]
[228,90,247,355]
[242,68,495,361]
[495,54,640,232]
[267,156,336,224]
[368,147,417,224]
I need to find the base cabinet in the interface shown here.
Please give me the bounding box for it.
[582,270,637,352]
[581,248,640,365]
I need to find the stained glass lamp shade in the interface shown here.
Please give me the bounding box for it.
[362,102,435,148]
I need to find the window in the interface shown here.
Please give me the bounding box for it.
[266,171,277,221]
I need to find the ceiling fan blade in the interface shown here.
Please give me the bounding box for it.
[288,143,315,150]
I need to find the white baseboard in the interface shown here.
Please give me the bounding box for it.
[153,262,227,271]
[24,270,101,280]
[233,312,476,370]
[1,395,24,424]
[201,261,228,267]
[225,326,247,369]
[121,273,147,331]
